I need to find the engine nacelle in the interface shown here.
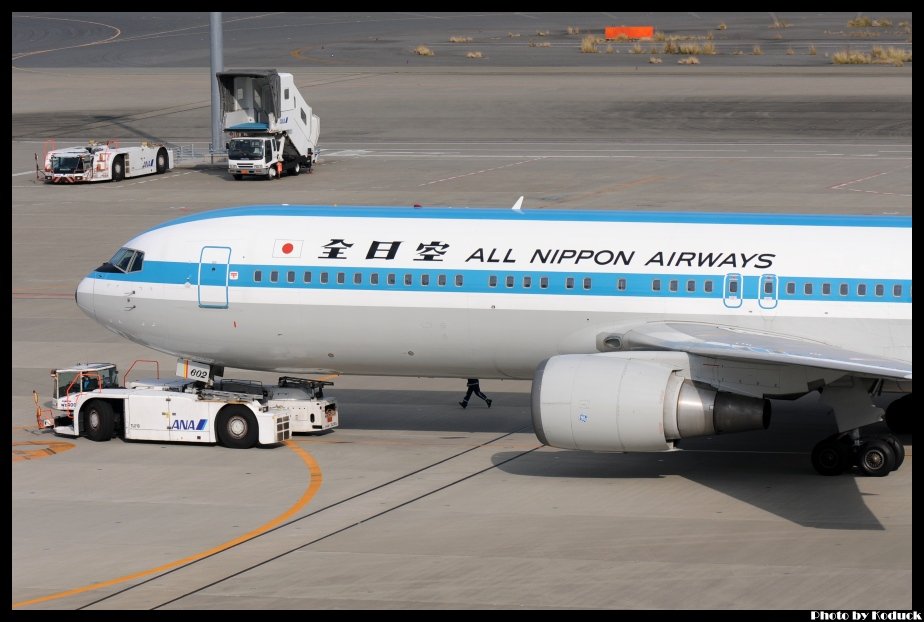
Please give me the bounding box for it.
[531,353,770,452]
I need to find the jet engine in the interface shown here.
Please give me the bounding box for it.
[531,353,770,451]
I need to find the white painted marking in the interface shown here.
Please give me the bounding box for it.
[11,171,34,176]
[417,157,545,187]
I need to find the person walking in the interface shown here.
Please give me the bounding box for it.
[460,378,491,409]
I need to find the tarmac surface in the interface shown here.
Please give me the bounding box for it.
[11,12,912,610]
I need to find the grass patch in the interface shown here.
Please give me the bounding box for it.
[849,16,874,28]
[652,31,667,42]
[732,49,744,55]
[567,26,581,35]
[677,56,700,64]
[752,45,764,55]
[605,44,615,54]
[580,34,598,53]
[649,56,663,64]
[465,51,484,59]
[507,32,520,38]
[717,22,727,30]
[630,42,644,54]
[528,41,551,48]
[808,44,817,55]
[786,47,796,55]
[701,41,717,55]
[770,19,791,29]
[449,35,472,43]
[536,30,550,36]
[832,49,872,64]
[871,45,912,65]
[413,45,434,56]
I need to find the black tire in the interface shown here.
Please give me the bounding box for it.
[884,394,912,435]
[881,434,905,471]
[112,155,125,182]
[83,400,115,442]
[290,160,300,176]
[811,437,850,476]
[155,148,168,174]
[858,439,895,477]
[232,174,243,180]
[216,405,259,449]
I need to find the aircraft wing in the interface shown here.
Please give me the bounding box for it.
[620,322,912,380]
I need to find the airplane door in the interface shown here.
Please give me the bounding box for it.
[758,274,778,309]
[723,273,743,308]
[198,246,231,309]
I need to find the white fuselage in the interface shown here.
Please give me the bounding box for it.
[75,206,912,381]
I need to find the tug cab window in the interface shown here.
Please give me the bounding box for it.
[98,247,145,273]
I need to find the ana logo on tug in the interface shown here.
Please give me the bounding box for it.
[170,419,208,431]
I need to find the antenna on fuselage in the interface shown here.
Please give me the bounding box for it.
[511,196,524,211]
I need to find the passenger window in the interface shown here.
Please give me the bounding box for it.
[839,283,848,296]
[300,108,307,124]
[540,277,548,289]
[337,272,345,285]
[387,273,396,286]
[303,271,311,284]
[764,280,773,294]
[254,270,262,283]
[687,280,695,292]
[822,283,831,295]
[617,278,627,291]
[565,277,574,289]
[371,273,379,285]
[506,276,514,288]
[669,279,678,293]
[875,284,884,297]
[857,284,867,296]
[287,271,295,284]
[421,274,430,286]
[320,272,329,284]
[489,275,498,287]
[786,282,795,295]
[270,270,279,283]
[455,274,463,287]
[284,88,290,100]
[354,273,362,285]
[804,283,813,295]
[438,274,446,286]
[893,284,902,297]
[523,276,532,288]
[583,277,591,290]
[404,274,412,286]
[652,279,661,292]
[704,280,713,293]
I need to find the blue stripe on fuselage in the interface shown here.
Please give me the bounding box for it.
[147,205,912,232]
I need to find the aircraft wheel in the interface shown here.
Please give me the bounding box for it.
[811,436,849,476]
[217,405,258,449]
[83,400,115,442]
[879,434,905,471]
[857,439,895,477]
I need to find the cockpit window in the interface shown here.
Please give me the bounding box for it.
[96,247,144,273]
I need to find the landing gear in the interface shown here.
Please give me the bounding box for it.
[810,429,905,476]
[884,394,912,435]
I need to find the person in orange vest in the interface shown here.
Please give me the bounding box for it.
[459,378,491,409]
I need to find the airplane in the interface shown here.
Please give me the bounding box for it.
[74,201,912,476]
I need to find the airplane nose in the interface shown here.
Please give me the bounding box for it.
[75,276,95,319]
